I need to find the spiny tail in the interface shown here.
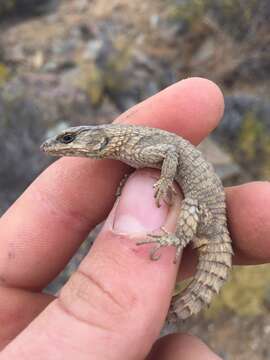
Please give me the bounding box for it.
[169,231,233,321]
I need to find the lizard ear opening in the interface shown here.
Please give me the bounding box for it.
[92,136,109,151]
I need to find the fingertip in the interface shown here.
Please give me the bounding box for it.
[110,169,169,234]
[147,333,221,360]
[180,77,225,132]
[106,169,182,235]
[227,181,270,263]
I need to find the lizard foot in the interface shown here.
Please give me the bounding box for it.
[137,227,182,263]
[153,178,177,207]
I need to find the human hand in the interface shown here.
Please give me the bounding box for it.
[0,78,269,359]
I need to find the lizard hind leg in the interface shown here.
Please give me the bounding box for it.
[137,197,200,263]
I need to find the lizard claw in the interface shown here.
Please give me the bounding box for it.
[153,178,177,207]
[150,244,162,261]
[137,230,182,263]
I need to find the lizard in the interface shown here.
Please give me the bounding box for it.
[41,124,233,321]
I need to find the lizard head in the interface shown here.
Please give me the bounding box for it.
[41,125,112,158]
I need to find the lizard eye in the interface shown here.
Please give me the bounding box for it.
[58,133,75,144]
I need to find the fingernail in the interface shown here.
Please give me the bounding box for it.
[109,170,169,234]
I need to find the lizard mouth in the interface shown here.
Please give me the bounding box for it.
[40,140,92,157]
[40,140,72,156]
[40,139,61,155]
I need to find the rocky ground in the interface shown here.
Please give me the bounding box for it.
[0,1,270,358]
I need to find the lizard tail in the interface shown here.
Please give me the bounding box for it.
[170,231,233,321]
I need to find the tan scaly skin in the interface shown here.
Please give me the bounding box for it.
[41,124,233,321]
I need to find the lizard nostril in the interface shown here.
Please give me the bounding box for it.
[40,140,49,151]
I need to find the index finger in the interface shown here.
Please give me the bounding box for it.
[0,78,224,290]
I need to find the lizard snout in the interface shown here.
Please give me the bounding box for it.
[40,139,51,152]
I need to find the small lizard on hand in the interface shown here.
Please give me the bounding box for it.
[41,124,233,321]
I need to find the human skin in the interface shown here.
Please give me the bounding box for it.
[0,78,270,359]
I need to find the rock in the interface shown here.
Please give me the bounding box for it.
[0,63,11,85]
[0,92,51,214]
[133,50,158,72]
[5,44,25,64]
[51,38,77,56]
[74,0,89,13]
[32,50,45,69]
[215,95,270,139]
[0,0,59,18]
[42,61,58,72]
[72,63,105,107]
[149,14,160,29]
[263,325,270,335]
[71,23,95,41]
[198,138,242,183]
[190,37,216,66]
[264,287,270,311]
[213,95,270,179]
[83,39,104,61]
[45,12,59,24]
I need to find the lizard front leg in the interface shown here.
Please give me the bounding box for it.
[136,147,201,262]
[152,148,179,207]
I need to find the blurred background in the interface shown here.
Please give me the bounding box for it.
[0,1,269,358]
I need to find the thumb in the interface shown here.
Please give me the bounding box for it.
[2,169,182,360]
